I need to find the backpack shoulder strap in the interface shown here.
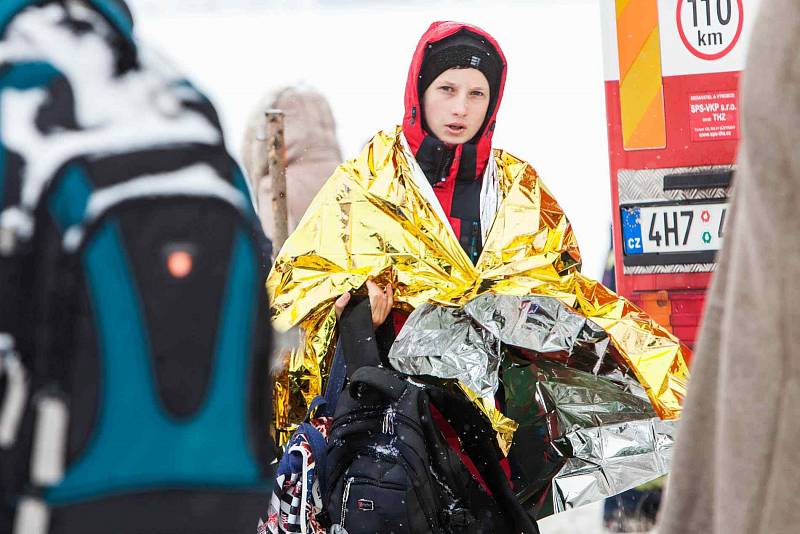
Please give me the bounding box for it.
[336,296,381,379]
[305,294,379,420]
[427,387,541,534]
[295,422,327,491]
[314,341,344,418]
[347,366,408,404]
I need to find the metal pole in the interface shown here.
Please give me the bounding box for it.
[264,109,288,253]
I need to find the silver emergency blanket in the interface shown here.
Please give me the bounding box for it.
[466,294,612,372]
[388,303,500,398]
[389,294,675,516]
[504,359,675,515]
[554,417,674,512]
[389,294,614,399]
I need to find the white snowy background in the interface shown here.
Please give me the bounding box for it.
[127,0,613,282]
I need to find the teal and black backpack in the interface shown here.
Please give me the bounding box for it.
[0,2,275,532]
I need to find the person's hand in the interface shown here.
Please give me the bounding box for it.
[333,280,394,329]
[334,292,351,321]
[366,279,393,329]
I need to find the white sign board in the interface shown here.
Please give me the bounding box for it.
[601,0,763,81]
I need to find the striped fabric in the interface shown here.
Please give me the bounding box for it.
[260,418,331,534]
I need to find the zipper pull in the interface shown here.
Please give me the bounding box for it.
[469,221,481,263]
[442,150,453,182]
[382,407,396,435]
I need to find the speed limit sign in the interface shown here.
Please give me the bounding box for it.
[677,0,744,60]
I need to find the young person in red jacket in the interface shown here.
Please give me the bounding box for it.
[269,20,688,502]
[334,23,505,327]
[333,21,510,485]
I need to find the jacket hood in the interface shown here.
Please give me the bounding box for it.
[402,21,507,178]
[271,86,342,163]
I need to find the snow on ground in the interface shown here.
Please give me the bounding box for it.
[538,500,657,534]
[539,502,605,534]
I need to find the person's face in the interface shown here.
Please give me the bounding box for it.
[422,68,490,144]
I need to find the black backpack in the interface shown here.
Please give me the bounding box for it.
[0,2,274,533]
[321,298,540,534]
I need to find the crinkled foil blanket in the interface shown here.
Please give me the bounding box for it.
[390,294,676,515]
[267,129,688,515]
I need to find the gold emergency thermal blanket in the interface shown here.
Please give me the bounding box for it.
[267,128,690,449]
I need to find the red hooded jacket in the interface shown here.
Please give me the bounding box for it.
[402,21,507,242]
[398,21,512,487]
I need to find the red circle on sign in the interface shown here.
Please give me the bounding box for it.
[676,0,744,61]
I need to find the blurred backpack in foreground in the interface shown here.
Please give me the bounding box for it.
[0,1,274,533]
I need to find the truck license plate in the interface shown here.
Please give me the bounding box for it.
[621,202,728,255]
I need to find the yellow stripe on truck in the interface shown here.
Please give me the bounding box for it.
[615,0,666,150]
[615,0,633,18]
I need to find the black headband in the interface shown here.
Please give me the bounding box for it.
[418,30,502,101]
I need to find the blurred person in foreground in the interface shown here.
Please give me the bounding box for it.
[659,1,800,532]
[241,86,342,245]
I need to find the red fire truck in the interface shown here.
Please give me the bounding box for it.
[601,0,763,351]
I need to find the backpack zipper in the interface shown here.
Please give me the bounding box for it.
[382,407,396,435]
[341,477,353,527]
[330,408,423,435]
[329,429,449,532]
[340,476,408,528]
